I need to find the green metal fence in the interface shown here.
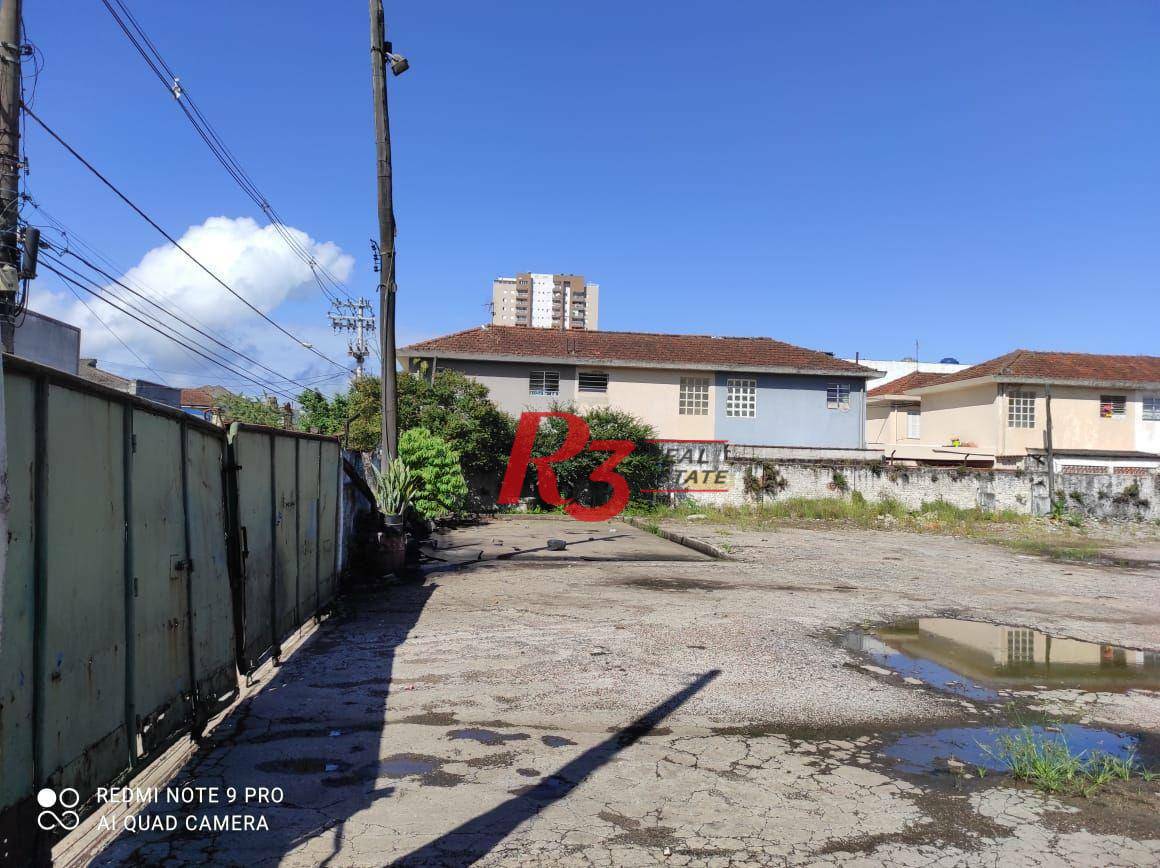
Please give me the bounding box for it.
[0,356,341,859]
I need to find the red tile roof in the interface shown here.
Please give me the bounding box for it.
[400,325,878,377]
[867,371,949,398]
[180,385,230,408]
[920,350,1160,388]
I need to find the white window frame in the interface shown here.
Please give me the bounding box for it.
[906,409,921,439]
[577,370,608,393]
[1144,394,1160,422]
[1007,390,1036,428]
[725,378,757,418]
[528,370,560,396]
[827,383,851,410]
[678,376,710,416]
[1099,394,1126,419]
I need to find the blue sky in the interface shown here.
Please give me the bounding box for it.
[22,1,1160,389]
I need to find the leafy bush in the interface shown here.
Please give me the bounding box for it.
[219,392,285,427]
[296,388,350,436]
[343,371,515,481]
[529,405,671,509]
[399,428,468,519]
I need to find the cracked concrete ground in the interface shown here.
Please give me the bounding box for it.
[85,517,1160,866]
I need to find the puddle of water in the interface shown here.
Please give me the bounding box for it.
[541,735,577,748]
[448,728,531,746]
[884,724,1140,775]
[844,618,1160,697]
[380,756,438,777]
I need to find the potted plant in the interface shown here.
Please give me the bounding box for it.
[369,458,415,528]
[367,458,416,575]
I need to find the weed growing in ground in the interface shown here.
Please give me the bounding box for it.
[982,727,1149,797]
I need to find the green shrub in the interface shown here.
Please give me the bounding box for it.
[399,428,469,519]
[531,405,670,508]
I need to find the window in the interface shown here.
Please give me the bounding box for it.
[1099,395,1126,418]
[906,409,921,439]
[1007,391,1036,428]
[528,371,559,396]
[1145,395,1160,422]
[1006,629,1035,664]
[827,383,851,410]
[726,378,757,418]
[679,377,710,415]
[577,371,608,393]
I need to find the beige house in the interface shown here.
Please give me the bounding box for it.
[867,350,1160,470]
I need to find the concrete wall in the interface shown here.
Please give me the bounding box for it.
[663,448,1159,522]
[12,310,80,374]
[713,373,865,448]
[576,365,716,440]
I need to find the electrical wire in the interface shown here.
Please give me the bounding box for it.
[61,278,170,385]
[40,259,300,400]
[99,0,355,305]
[23,105,352,373]
[40,250,306,398]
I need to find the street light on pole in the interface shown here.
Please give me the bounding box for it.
[369,0,408,469]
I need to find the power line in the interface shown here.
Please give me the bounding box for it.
[45,242,314,391]
[62,278,169,385]
[41,249,304,398]
[40,258,300,400]
[99,0,354,304]
[23,105,352,373]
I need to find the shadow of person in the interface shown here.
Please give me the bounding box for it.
[393,669,721,867]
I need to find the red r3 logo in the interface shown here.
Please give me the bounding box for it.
[498,412,636,522]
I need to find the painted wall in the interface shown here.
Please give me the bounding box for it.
[12,310,80,375]
[432,358,578,416]
[866,401,922,446]
[1136,389,1160,454]
[919,383,999,451]
[592,366,715,440]
[713,373,865,448]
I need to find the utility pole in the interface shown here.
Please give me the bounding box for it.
[370,0,407,467]
[0,0,22,354]
[328,298,376,380]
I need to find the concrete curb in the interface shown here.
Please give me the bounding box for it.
[623,516,732,560]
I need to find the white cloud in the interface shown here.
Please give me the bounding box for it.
[36,216,360,394]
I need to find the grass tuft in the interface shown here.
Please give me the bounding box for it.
[983,727,1148,797]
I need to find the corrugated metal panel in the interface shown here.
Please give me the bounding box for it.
[273,436,299,640]
[129,409,190,754]
[233,429,273,669]
[318,441,340,606]
[41,385,129,800]
[0,373,35,815]
[185,426,235,708]
[0,361,345,856]
[296,438,321,619]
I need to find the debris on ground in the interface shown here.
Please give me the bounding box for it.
[547,538,567,551]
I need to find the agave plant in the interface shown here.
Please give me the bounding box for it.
[368,457,416,519]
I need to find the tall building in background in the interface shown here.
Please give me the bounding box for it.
[491,272,599,330]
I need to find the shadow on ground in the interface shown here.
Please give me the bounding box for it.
[91,576,436,867]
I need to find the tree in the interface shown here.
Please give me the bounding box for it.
[218,392,285,427]
[398,427,468,518]
[297,388,350,436]
[343,370,515,481]
[530,405,671,508]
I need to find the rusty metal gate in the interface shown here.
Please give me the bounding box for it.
[0,357,341,861]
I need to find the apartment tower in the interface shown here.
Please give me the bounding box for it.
[491,273,599,330]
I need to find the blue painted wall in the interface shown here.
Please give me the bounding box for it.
[712,373,865,447]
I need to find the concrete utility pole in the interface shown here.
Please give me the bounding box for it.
[328,298,376,379]
[0,0,21,354]
[370,0,407,467]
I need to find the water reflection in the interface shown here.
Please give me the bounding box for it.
[844,618,1160,696]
